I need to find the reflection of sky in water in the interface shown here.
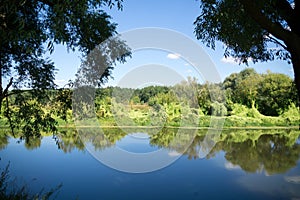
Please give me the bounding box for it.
[224,157,300,199]
[224,162,241,170]
[116,132,159,153]
[236,173,300,199]
[285,176,300,184]
[1,130,300,200]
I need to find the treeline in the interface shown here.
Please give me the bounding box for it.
[81,68,299,127]
[0,68,299,131]
[95,68,298,115]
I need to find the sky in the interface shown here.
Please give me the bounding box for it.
[50,0,294,88]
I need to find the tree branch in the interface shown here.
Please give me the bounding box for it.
[3,89,27,98]
[274,0,300,36]
[239,0,294,44]
[2,77,13,98]
[266,35,288,50]
[275,0,294,22]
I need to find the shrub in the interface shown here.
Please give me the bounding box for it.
[210,102,227,116]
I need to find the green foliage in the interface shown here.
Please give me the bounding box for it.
[256,73,297,116]
[197,83,211,114]
[281,103,300,124]
[148,91,178,106]
[1,69,299,129]
[194,1,293,64]
[95,96,112,118]
[172,76,200,108]
[4,92,58,136]
[210,102,227,116]
[230,103,262,118]
[223,68,298,116]
[137,86,169,103]
[224,68,260,107]
[0,0,128,136]
[194,0,300,101]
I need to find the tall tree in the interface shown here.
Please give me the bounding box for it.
[194,0,300,100]
[0,0,128,134]
[223,68,261,107]
[257,72,296,116]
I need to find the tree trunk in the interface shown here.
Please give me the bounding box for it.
[286,37,300,103]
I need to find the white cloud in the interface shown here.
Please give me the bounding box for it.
[186,69,193,73]
[224,162,241,170]
[184,63,189,66]
[167,53,181,60]
[221,56,238,64]
[168,151,181,157]
[284,176,300,184]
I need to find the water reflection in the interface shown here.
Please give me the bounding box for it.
[0,128,299,174]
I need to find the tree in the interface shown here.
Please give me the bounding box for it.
[194,0,300,100]
[0,0,129,134]
[172,76,200,108]
[257,72,297,115]
[223,68,261,108]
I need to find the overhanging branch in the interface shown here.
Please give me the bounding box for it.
[239,0,294,44]
[266,35,288,50]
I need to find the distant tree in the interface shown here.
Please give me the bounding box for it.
[148,91,179,106]
[172,76,199,108]
[197,83,211,114]
[138,86,169,103]
[257,72,297,116]
[197,82,225,114]
[224,68,261,107]
[194,0,300,100]
[0,0,128,134]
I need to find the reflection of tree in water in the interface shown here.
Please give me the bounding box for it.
[224,133,300,174]
[78,127,128,150]
[54,129,85,153]
[0,131,9,150]
[152,128,300,174]
[23,135,41,150]
[150,128,196,154]
[0,129,43,150]
[2,127,300,175]
[197,129,300,174]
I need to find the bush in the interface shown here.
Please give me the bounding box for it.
[281,103,300,125]
[230,103,263,118]
[210,102,227,116]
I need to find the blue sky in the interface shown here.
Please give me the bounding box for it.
[50,0,294,88]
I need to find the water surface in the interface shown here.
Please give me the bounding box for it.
[0,128,299,199]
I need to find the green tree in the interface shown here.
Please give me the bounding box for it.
[223,68,261,107]
[194,0,300,100]
[0,0,128,134]
[257,72,297,115]
[137,86,169,103]
[172,76,199,108]
[235,70,262,108]
[197,83,211,114]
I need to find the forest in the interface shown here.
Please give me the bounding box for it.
[0,68,298,132]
